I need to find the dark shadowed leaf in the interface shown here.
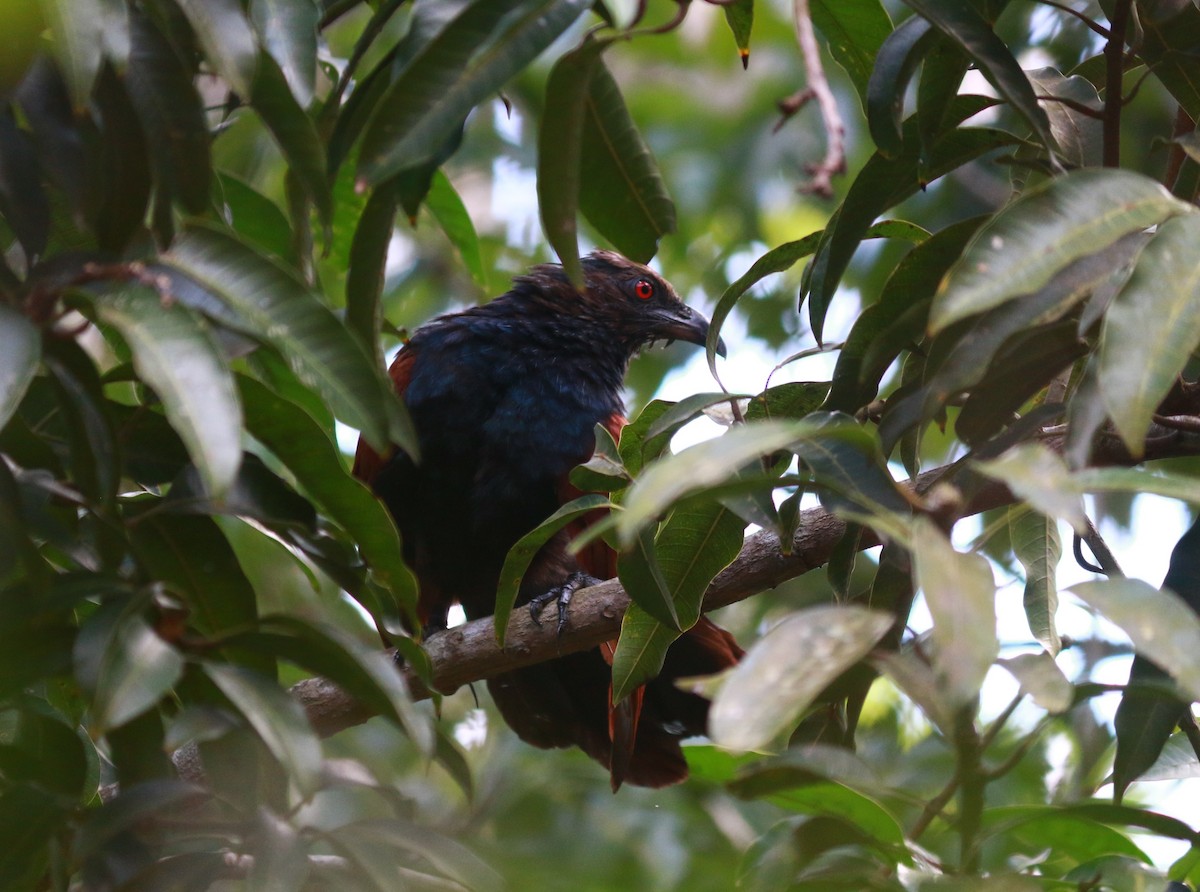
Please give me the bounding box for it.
[618,527,680,629]
[166,224,411,455]
[1101,213,1200,456]
[95,288,242,496]
[214,172,296,264]
[866,15,935,157]
[708,606,893,751]
[0,111,50,258]
[345,183,397,356]
[1113,656,1186,802]
[74,600,184,733]
[0,785,66,887]
[204,662,324,797]
[494,494,613,645]
[236,375,419,624]
[577,55,675,264]
[326,819,505,892]
[357,0,590,187]
[900,0,1055,155]
[42,0,104,109]
[810,0,893,111]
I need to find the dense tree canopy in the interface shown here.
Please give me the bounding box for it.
[8,0,1200,888]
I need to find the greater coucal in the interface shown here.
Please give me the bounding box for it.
[354,251,742,789]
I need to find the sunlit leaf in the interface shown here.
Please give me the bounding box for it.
[708,605,893,752]
[912,518,997,706]
[1101,213,1200,456]
[1009,508,1062,656]
[930,169,1189,333]
[1070,578,1200,702]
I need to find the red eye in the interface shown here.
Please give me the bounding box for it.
[634,279,655,300]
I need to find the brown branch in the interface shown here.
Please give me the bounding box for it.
[788,0,845,197]
[1102,0,1132,167]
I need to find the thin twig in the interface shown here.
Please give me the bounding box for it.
[1076,516,1125,577]
[1036,94,1105,120]
[1153,413,1200,434]
[1103,0,1133,167]
[788,0,845,197]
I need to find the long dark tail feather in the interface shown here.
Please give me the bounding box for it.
[487,617,742,789]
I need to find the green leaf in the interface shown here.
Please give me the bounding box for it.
[929,169,1189,333]
[75,780,206,860]
[1071,578,1200,702]
[911,518,997,706]
[998,652,1072,713]
[1072,466,1200,507]
[1027,67,1102,168]
[1009,508,1062,656]
[236,375,419,625]
[866,15,935,157]
[175,0,259,97]
[644,392,745,441]
[810,0,893,112]
[214,172,295,264]
[0,111,49,258]
[125,8,211,215]
[975,443,1086,535]
[610,501,745,701]
[1113,656,1186,801]
[617,527,679,629]
[42,0,104,110]
[708,605,893,751]
[805,117,1016,342]
[900,0,1055,156]
[203,662,324,797]
[327,819,505,892]
[74,600,184,734]
[577,54,675,264]
[721,0,753,67]
[250,52,332,229]
[493,494,613,645]
[426,170,486,288]
[0,785,66,889]
[95,287,242,496]
[251,0,318,108]
[345,182,397,356]
[165,223,412,456]
[356,0,591,187]
[1101,213,1200,456]
[0,304,40,433]
[614,420,809,546]
[569,422,629,492]
[737,780,907,854]
[538,35,611,284]
[227,615,432,753]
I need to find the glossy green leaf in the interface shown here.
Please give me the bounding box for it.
[900,0,1055,156]
[866,15,935,157]
[975,443,1086,534]
[708,605,893,751]
[1071,578,1200,702]
[493,494,612,644]
[344,183,396,356]
[722,0,753,66]
[357,0,590,187]
[214,173,294,264]
[930,169,1190,333]
[228,615,432,753]
[125,8,211,215]
[0,304,40,433]
[806,117,1016,342]
[611,501,745,701]
[250,52,332,229]
[569,422,629,492]
[1101,213,1200,456]
[1009,508,1062,656]
[1027,67,1102,168]
[615,420,808,545]
[42,0,104,109]
[1114,655,1186,801]
[175,0,258,97]
[426,171,486,288]
[204,661,324,797]
[236,375,419,624]
[166,224,411,455]
[618,399,675,477]
[793,412,910,518]
[810,0,892,111]
[251,0,318,108]
[538,35,611,284]
[911,518,998,706]
[618,527,680,630]
[644,392,744,441]
[96,288,242,496]
[577,52,675,264]
[74,601,184,734]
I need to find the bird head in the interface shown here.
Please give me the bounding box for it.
[517,251,726,359]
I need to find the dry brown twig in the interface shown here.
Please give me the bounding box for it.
[781,0,846,197]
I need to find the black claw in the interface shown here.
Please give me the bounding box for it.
[526,571,597,636]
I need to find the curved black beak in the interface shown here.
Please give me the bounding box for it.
[653,305,727,357]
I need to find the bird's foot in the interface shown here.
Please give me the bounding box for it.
[528,571,600,636]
